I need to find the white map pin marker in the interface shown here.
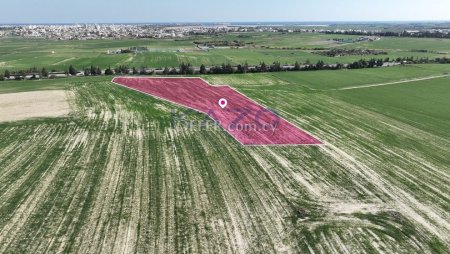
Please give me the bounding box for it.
[218,98,228,109]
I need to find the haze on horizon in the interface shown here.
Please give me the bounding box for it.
[1,0,449,24]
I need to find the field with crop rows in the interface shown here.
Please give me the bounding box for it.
[0,65,449,253]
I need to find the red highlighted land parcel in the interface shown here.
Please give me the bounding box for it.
[112,77,321,146]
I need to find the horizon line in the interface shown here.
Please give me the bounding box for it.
[2,20,450,25]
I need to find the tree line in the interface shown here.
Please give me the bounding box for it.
[1,56,450,81]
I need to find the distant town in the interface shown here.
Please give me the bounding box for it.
[1,23,449,40]
[0,24,274,40]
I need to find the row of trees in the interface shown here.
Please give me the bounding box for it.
[1,57,449,81]
[83,66,102,76]
[0,68,47,81]
[2,68,48,78]
[0,65,91,80]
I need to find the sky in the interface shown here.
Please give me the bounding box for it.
[1,0,449,24]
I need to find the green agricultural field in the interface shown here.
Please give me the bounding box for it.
[0,65,449,253]
[355,37,450,52]
[272,64,450,90]
[0,37,193,70]
[332,76,450,139]
[1,34,449,72]
[194,32,361,48]
[0,77,90,94]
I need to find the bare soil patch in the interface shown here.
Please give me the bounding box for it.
[0,90,71,123]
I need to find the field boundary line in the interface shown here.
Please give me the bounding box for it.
[337,74,450,91]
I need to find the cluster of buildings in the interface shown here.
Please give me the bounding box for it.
[0,24,262,40]
[0,24,321,40]
[1,23,450,40]
[317,28,450,38]
[406,28,450,35]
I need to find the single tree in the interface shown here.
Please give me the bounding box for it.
[179,62,193,75]
[270,61,282,72]
[316,60,325,70]
[294,61,301,71]
[179,62,187,75]
[236,64,243,73]
[68,65,77,76]
[163,67,170,75]
[90,66,97,76]
[260,62,267,72]
[376,59,384,67]
[41,67,49,78]
[243,61,249,73]
[169,68,178,75]
[186,63,194,75]
[4,70,11,79]
[105,67,113,75]
[200,64,207,74]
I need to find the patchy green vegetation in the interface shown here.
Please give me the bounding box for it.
[1,32,450,253]
[0,63,449,253]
